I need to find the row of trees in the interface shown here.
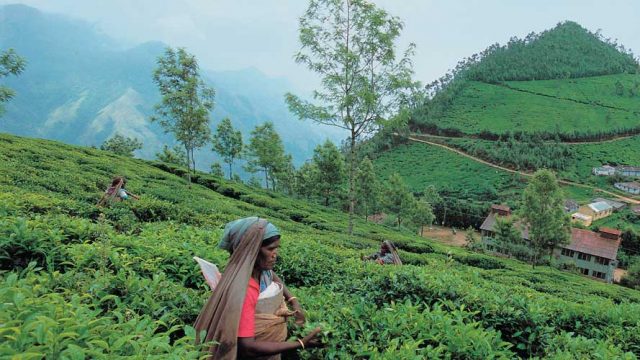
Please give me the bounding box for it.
[450,134,576,171]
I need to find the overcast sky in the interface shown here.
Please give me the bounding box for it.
[2,0,639,92]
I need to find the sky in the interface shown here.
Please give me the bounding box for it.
[2,0,639,92]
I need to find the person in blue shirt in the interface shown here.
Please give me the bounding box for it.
[363,240,402,265]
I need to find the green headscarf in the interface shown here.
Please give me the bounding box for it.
[219,216,280,253]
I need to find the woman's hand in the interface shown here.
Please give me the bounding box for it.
[290,300,306,326]
[302,327,323,348]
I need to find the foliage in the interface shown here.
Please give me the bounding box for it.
[155,144,188,167]
[2,133,640,358]
[151,47,215,181]
[212,117,243,180]
[384,173,415,227]
[520,170,571,266]
[286,0,420,234]
[465,21,638,83]
[443,134,576,171]
[100,133,143,157]
[355,156,380,221]
[411,198,434,236]
[209,162,224,178]
[312,140,346,206]
[0,48,26,115]
[244,122,289,191]
[620,257,640,290]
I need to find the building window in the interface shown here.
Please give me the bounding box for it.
[577,252,592,262]
[561,248,575,257]
[594,256,610,266]
[580,268,590,275]
[593,271,606,279]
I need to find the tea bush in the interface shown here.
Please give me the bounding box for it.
[1,133,639,358]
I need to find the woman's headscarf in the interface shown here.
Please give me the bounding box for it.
[194,217,277,359]
[219,217,280,253]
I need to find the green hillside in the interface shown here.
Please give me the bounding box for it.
[466,21,638,82]
[423,75,640,136]
[2,133,640,358]
[411,21,640,138]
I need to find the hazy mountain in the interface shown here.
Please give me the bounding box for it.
[0,4,345,172]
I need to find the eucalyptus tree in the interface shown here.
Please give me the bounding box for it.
[151,47,215,182]
[286,0,420,234]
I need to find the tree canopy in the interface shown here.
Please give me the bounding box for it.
[100,133,142,158]
[286,0,420,234]
[151,47,215,182]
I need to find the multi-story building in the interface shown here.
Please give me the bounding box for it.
[480,206,621,283]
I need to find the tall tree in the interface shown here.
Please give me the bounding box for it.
[274,154,295,194]
[100,133,142,157]
[286,0,420,234]
[212,117,243,180]
[312,140,346,206]
[1,48,26,116]
[151,47,215,182]
[355,156,379,221]
[295,161,319,200]
[384,173,414,227]
[210,162,225,178]
[411,198,434,236]
[245,122,287,190]
[520,169,571,267]
[493,216,525,258]
[422,185,442,225]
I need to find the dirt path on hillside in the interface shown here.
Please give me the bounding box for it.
[410,132,639,145]
[419,225,469,247]
[406,135,640,205]
[614,268,627,283]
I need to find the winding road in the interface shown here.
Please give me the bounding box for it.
[405,134,640,205]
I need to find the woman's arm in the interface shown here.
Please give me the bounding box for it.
[272,272,305,325]
[124,190,140,200]
[237,328,322,357]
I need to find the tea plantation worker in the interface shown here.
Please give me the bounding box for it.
[97,176,139,206]
[363,240,402,265]
[194,217,322,360]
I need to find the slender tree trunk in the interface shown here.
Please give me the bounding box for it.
[228,161,233,180]
[348,134,356,235]
[185,144,192,184]
[420,225,424,236]
[264,168,269,189]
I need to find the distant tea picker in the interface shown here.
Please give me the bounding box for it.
[97,176,139,206]
[194,217,322,359]
[363,240,402,265]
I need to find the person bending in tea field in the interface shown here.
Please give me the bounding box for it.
[97,176,139,206]
[194,217,322,359]
[363,240,402,265]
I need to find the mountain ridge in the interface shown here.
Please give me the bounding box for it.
[0,4,344,171]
